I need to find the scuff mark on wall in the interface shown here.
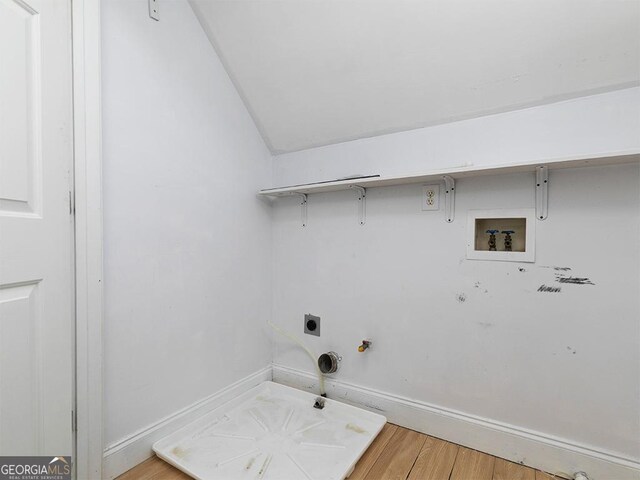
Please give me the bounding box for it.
[357,401,385,412]
[538,284,561,293]
[456,293,467,303]
[473,282,489,294]
[555,275,595,285]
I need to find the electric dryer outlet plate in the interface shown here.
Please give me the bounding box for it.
[304,313,321,336]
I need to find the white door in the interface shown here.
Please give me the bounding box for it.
[0,0,74,456]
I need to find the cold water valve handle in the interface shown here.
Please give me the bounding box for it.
[501,230,515,252]
[358,340,372,352]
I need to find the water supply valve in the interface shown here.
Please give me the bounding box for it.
[501,230,515,251]
[486,229,499,251]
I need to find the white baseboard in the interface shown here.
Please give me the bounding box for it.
[272,363,640,480]
[103,366,272,479]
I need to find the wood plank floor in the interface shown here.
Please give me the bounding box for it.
[118,424,560,480]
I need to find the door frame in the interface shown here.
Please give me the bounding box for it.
[72,0,103,477]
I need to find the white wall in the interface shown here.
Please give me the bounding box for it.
[274,87,640,186]
[270,91,640,467]
[100,4,640,473]
[102,0,272,449]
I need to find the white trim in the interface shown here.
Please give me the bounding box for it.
[72,0,103,478]
[272,363,640,480]
[102,367,273,479]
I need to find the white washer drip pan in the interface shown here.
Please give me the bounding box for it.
[153,381,387,480]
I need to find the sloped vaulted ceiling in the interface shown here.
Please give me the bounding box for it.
[189,0,640,154]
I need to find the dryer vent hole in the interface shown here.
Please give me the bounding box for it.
[318,352,341,374]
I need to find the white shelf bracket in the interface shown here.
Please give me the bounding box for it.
[350,185,366,225]
[535,166,548,220]
[290,193,308,227]
[148,0,159,20]
[443,175,455,223]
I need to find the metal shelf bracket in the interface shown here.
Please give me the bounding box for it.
[443,175,455,223]
[350,185,366,225]
[535,166,548,220]
[290,193,308,227]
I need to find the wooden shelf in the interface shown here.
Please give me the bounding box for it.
[258,150,640,197]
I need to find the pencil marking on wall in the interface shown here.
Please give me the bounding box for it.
[354,400,385,412]
[540,266,572,271]
[555,275,595,285]
[518,267,527,272]
[538,284,561,293]
[566,346,577,354]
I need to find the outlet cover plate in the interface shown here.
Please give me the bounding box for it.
[422,184,440,211]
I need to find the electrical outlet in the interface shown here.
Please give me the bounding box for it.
[304,314,320,336]
[422,184,440,211]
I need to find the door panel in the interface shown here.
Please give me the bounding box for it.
[0,0,73,456]
[0,0,41,216]
[0,282,40,454]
